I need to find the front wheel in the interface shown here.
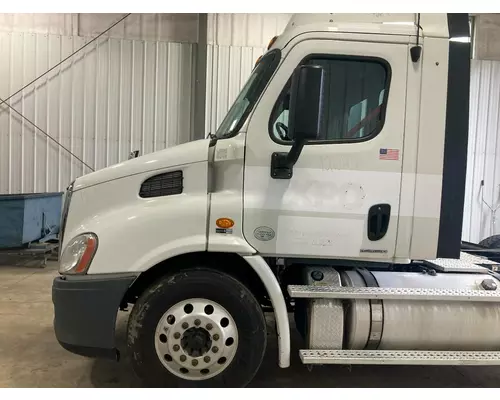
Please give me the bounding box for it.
[127,267,267,387]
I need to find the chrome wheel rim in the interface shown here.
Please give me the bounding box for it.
[154,298,238,380]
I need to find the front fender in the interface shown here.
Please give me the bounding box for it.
[86,192,208,274]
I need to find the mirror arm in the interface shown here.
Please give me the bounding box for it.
[270,139,306,180]
[284,139,305,168]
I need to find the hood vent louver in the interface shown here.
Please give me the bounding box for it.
[139,171,183,198]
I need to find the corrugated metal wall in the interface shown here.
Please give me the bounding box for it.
[0,30,196,194]
[463,59,500,243]
[78,14,199,43]
[0,13,199,42]
[207,13,292,47]
[0,13,76,35]
[0,13,292,194]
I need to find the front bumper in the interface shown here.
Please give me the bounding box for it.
[52,273,137,360]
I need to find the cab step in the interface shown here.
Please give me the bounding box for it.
[287,285,500,302]
[299,349,500,366]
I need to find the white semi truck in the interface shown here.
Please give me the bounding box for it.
[52,13,500,387]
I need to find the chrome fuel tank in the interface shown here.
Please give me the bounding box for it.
[342,270,500,350]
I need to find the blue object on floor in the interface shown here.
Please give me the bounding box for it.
[0,192,63,249]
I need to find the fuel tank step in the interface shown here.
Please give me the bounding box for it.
[425,257,490,273]
[299,349,500,365]
[288,285,500,302]
[460,251,499,266]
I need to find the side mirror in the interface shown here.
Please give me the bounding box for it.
[128,150,140,160]
[288,64,325,142]
[271,64,325,179]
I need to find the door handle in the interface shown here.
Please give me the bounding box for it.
[367,204,391,241]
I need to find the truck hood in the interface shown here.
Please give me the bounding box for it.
[73,139,210,191]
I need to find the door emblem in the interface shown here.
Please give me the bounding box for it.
[254,226,275,241]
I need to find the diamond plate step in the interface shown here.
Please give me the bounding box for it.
[424,258,489,273]
[460,251,499,266]
[287,285,500,302]
[300,349,500,365]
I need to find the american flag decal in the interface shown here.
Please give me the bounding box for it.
[379,148,399,161]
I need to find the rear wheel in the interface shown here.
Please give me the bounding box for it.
[127,267,267,387]
[479,234,500,249]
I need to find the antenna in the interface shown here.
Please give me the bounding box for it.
[410,13,423,63]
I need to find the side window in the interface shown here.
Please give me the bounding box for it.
[270,57,390,143]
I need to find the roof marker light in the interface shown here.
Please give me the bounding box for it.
[267,36,278,50]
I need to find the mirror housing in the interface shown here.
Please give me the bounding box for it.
[271,64,325,179]
[128,150,140,159]
[288,64,325,142]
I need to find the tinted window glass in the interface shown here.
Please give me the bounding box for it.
[270,57,389,142]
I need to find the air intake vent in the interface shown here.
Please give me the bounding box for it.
[139,171,183,198]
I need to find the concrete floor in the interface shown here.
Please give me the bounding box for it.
[1,261,500,388]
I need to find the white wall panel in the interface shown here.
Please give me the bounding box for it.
[0,32,195,194]
[208,13,291,47]
[463,59,500,243]
[0,14,76,35]
[0,14,198,43]
[78,14,199,43]
[0,13,291,46]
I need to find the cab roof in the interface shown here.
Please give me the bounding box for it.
[276,13,449,46]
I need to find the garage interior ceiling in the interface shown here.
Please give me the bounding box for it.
[0,13,499,242]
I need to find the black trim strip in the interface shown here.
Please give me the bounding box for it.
[437,14,471,258]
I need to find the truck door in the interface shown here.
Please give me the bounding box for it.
[243,37,409,261]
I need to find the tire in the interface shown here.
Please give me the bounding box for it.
[127,267,267,388]
[479,234,500,249]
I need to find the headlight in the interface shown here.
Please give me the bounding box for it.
[59,233,98,275]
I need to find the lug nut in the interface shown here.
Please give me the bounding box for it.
[212,334,219,341]
[204,356,211,363]
[212,346,219,353]
[180,355,187,362]
[192,359,198,366]
[194,319,201,326]
[173,344,180,352]
[182,322,189,329]
[174,332,181,339]
[206,323,213,331]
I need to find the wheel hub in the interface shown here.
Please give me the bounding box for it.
[181,327,212,357]
[154,298,238,381]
